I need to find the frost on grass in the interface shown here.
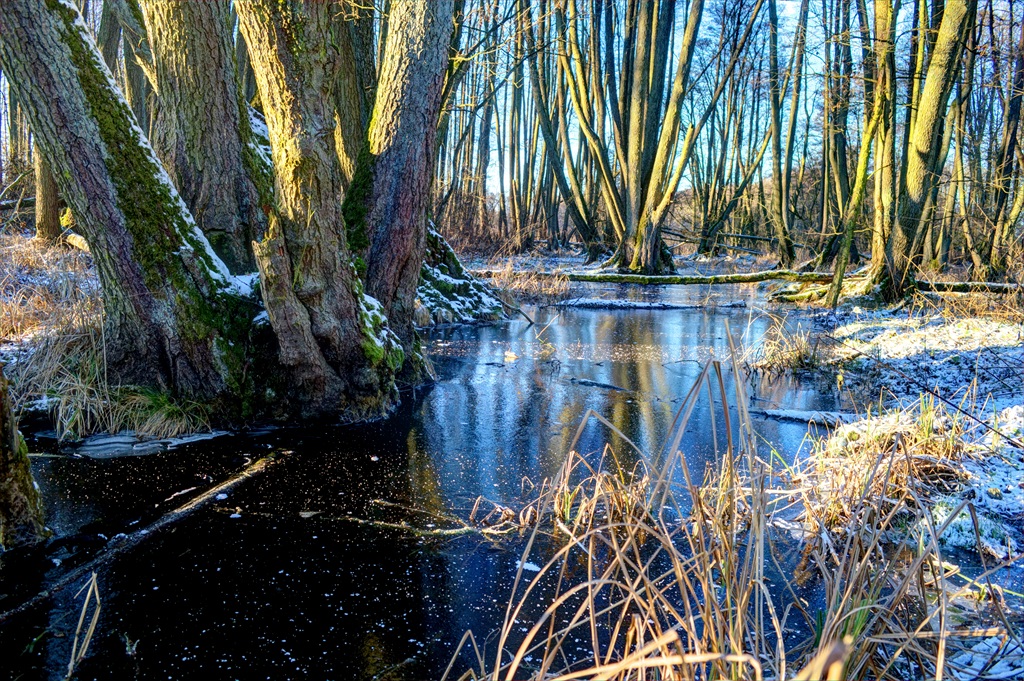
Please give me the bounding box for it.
[807,395,1024,560]
[416,228,504,326]
[825,308,1023,405]
[928,495,1019,560]
[811,307,1024,558]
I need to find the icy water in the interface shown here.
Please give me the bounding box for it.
[2,284,844,679]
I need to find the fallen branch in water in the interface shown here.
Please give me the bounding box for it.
[916,280,1023,294]
[0,452,286,624]
[473,268,835,285]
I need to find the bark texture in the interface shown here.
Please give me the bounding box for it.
[333,1,377,188]
[885,0,977,297]
[237,0,402,418]
[140,0,264,273]
[357,0,455,353]
[0,362,45,550]
[33,140,62,242]
[0,0,252,404]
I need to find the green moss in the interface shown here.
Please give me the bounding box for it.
[51,1,260,415]
[341,144,376,252]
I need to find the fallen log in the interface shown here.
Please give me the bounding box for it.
[474,267,1023,296]
[476,269,836,285]
[916,280,1023,294]
[0,451,285,624]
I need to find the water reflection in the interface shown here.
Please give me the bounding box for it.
[3,284,840,680]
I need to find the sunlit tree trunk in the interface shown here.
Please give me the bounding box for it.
[141,0,264,272]
[236,0,402,417]
[987,19,1024,277]
[871,0,897,272]
[33,140,62,242]
[333,1,377,188]
[767,0,796,266]
[885,0,977,298]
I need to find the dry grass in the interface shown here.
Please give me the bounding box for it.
[444,345,1020,680]
[746,315,824,375]
[1,230,209,440]
[485,259,573,303]
[794,396,969,532]
[0,230,97,339]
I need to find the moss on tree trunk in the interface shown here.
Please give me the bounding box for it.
[0,0,259,412]
[140,0,264,273]
[0,363,45,550]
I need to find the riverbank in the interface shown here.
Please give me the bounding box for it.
[757,300,1024,568]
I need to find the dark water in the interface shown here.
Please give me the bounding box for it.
[2,284,841,680]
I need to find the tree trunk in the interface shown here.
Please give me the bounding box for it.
[140,0,264,273]
[333,2,377,189]
[0,362,45,550]
[884,0,977,298]
[236,0,402,418]
[356,0,455,357]
[0,0,253,406]
[33,140,62,243]
[987,19,1024,277]
[767,0,796,266]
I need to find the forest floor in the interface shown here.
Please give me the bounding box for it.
[749,290,1019,561]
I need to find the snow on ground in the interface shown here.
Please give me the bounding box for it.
[950,636,1024,680]
[822,307,1023,406]
[813,305,1024,558]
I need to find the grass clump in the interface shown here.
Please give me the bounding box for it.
[485,260,572,304]
[746,316,823,375]
[2,230,209,440]
[796,396,969,531]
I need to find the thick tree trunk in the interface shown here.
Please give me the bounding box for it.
[237,0,402,418]
[0,363,45,550]
[33,140,62,243]
[333,2,377,189]
[357,0,455,355]
[871,0,897,273]
[0,0,254,406]
[140,0,264,273]
[885,0,977,299]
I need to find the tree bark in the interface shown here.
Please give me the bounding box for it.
[0,0,254,406]
[333,1,377,189]
[885,0,977,298]
[140,0,264,273]
[237,0,402,418]
[357,0,455,355]
[32,140,62,242]
[0,362,45,550]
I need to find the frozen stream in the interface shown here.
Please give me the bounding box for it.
[2,283,841,679]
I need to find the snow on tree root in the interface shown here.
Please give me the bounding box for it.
[415,228,504,327]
